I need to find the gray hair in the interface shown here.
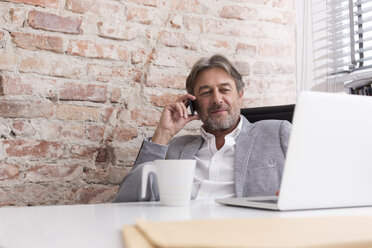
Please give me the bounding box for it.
[186,54,244,95]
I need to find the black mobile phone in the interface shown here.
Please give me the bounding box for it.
[187,98,197,116]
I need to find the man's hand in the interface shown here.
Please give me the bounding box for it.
[151,94,200,145]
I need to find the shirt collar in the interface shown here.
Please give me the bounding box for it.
[199,115,243,141]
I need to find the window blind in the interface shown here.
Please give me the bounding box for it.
[328,0,372,88]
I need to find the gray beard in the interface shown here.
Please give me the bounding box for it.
[203,112,240,131]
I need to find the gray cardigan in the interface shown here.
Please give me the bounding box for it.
[113,116,292,202]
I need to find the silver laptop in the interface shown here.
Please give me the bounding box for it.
[216,91,372,211]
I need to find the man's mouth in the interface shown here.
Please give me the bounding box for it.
[210,109,226,114]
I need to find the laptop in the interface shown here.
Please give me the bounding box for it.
[216,91,372,211]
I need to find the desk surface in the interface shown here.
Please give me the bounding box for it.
[1,200,372,248]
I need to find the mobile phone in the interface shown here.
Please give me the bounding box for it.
[187,98,197,116]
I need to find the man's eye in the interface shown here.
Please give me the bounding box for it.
[221,89,231,92]
[200,91,210,95]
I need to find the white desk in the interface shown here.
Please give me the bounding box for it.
[1,200,372,248]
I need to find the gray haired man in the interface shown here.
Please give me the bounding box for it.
[113,54,292,202]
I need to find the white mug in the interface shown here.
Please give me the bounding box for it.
[141,159,196,207]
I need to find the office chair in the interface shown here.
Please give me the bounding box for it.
[240,104,295,123]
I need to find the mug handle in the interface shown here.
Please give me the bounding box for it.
[141,163,156,199]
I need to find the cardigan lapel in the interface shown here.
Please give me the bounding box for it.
[180,136,204,159]
[234,117,257,197]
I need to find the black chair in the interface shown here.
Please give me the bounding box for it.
[240,104,295,123]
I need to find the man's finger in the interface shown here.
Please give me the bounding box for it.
[187,114,200,122]
[174,102,184,119]
[178,93,196,103]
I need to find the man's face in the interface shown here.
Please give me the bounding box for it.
[194,67,243,131]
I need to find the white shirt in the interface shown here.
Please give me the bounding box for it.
[191,116,243,200]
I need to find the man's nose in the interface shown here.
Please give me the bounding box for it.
[212,91,223,105]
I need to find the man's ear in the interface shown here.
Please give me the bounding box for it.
[238,90,244,102]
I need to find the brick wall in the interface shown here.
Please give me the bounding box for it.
[0,0,296,206]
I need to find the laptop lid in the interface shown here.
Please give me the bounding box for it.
[278,91,372,210]
[217,91,372,211]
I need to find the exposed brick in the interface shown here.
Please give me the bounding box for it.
[20,55,84,79]
[159,30,184,47]
[131,108,159,126]
[147,66,187,89]
[205,19,257,37]
[114,148,139,165]
[233,61,250,76]
[176,0,205,14]
[185,55,203,69]
[219,5,258,20]
[0,75,57,98]
[0,189,12,207]
[70,145,97,159]
[152,49,189,67]
[131,48,147,64]
[103,107,115,123]
[3,0,58,8]
[170,14,182,29]
[60,82,107,102]
[252,61,274,75]
[244,0,270,4]
[0,53,18,72]
[237,42,257,57]
[74,186,117,204]
[0,99,54,118]
[159,30,198,50]
[95,147,108,163]
[26,165,82,182]
[126,6,161,25]
[183,15,203,33]
[9,8,27,26]
[56,105,99,121]
[0,75,33,96]
[201,37,234,54]
[67,40,128,61]
[260,23,295,40]
[272,0,294,9]
[149,92,180,107]
[3,140,63,158]
[12,120,24,131]
[259,9,294,25]
[65,0,123,18]
[1,185,62,206]
[86,63,125,80]
[97,21,140,41]
[10,120,36,138]
[42,122,85,140]
[242,96,263,108]
[144,28,159,40]
[111,127,138,142]
[259,43,293,58]
[282,11,295,25]
[11,32,63,53]
[110,87,122,103]
[123,0,159,7]
[244,79,266,95]
[84,167,127,184]
[0,164,19,180]
[87,125,105,142]
[274,62,295,75]
[86,63,141,83]
[28,10,82,34]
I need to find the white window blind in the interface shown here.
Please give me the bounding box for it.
[328,0,372,90]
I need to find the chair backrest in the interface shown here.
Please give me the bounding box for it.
[240,104,295,123]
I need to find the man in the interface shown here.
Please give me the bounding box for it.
[113,54,292,202]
